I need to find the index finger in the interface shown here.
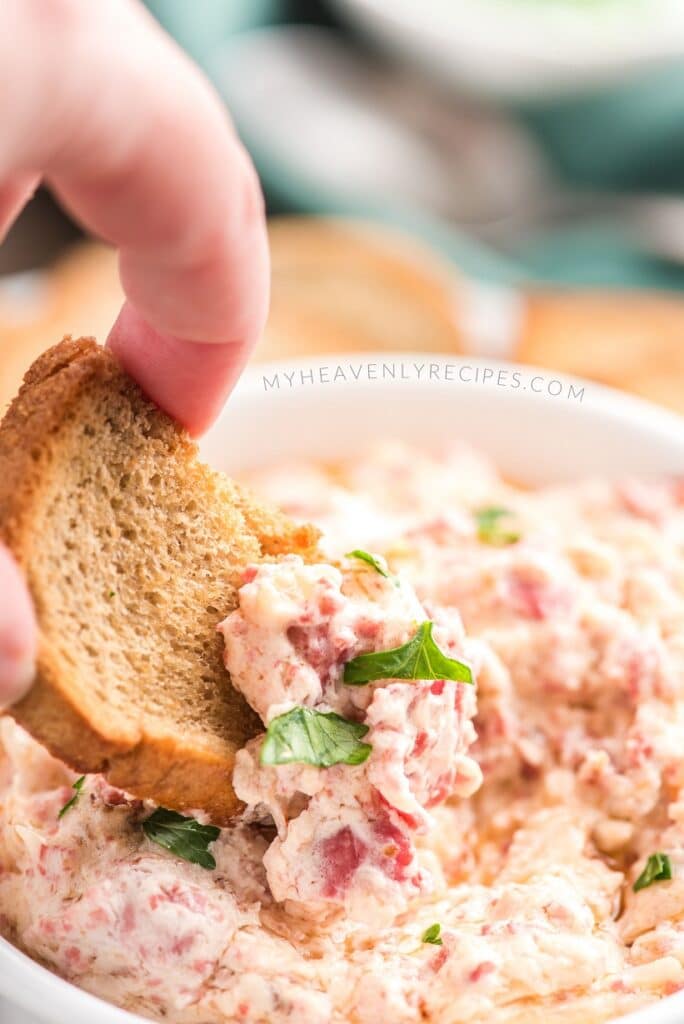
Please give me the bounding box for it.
[1,0,270,433]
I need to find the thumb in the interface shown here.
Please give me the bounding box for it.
[0,544,37,708]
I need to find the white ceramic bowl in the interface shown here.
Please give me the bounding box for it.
[1,355,683,1024]
[331,0,684,101]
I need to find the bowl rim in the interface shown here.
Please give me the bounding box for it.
[208,351,684,459]
[330,0,684,99]
[1,353,683,1024]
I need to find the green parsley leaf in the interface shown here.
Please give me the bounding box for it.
[58,776,86,819]
[346,549,389,578]
[261,707,372,768]
[143,808,220,870]
[474,505,521,546]
[421,923,443,945]
[107,589,116,599]
[343,621,473,686]
[633,852,673,892]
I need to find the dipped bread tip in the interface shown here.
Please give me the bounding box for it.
[0,337,319,823]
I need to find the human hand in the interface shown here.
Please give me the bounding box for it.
[0,0,270,706]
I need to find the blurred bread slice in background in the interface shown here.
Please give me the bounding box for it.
[1,216,683,417]
[520,290,684,412]
[261,218,466,360]
[0,246,124,412]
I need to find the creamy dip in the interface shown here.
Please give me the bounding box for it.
[1,440,684,1024]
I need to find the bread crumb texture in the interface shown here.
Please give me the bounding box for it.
[0,337,318,821]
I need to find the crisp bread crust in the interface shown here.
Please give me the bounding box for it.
[0,338,319,823]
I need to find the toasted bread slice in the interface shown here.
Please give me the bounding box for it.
[0,337,319,822]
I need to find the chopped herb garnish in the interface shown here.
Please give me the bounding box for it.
[143,808,220,870]
[261,707,372,768]
[343,621,473,686]
[421,923,443,945]
[633,852,673,892]
[107,589,116,599]
[346,549,389,578]
[474,506,521,546]
[58,776,86,819]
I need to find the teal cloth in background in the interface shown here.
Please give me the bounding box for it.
[515,226,684,290]
[148,1,684,292]
[146,0,282,61]
[522,66,684,191]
